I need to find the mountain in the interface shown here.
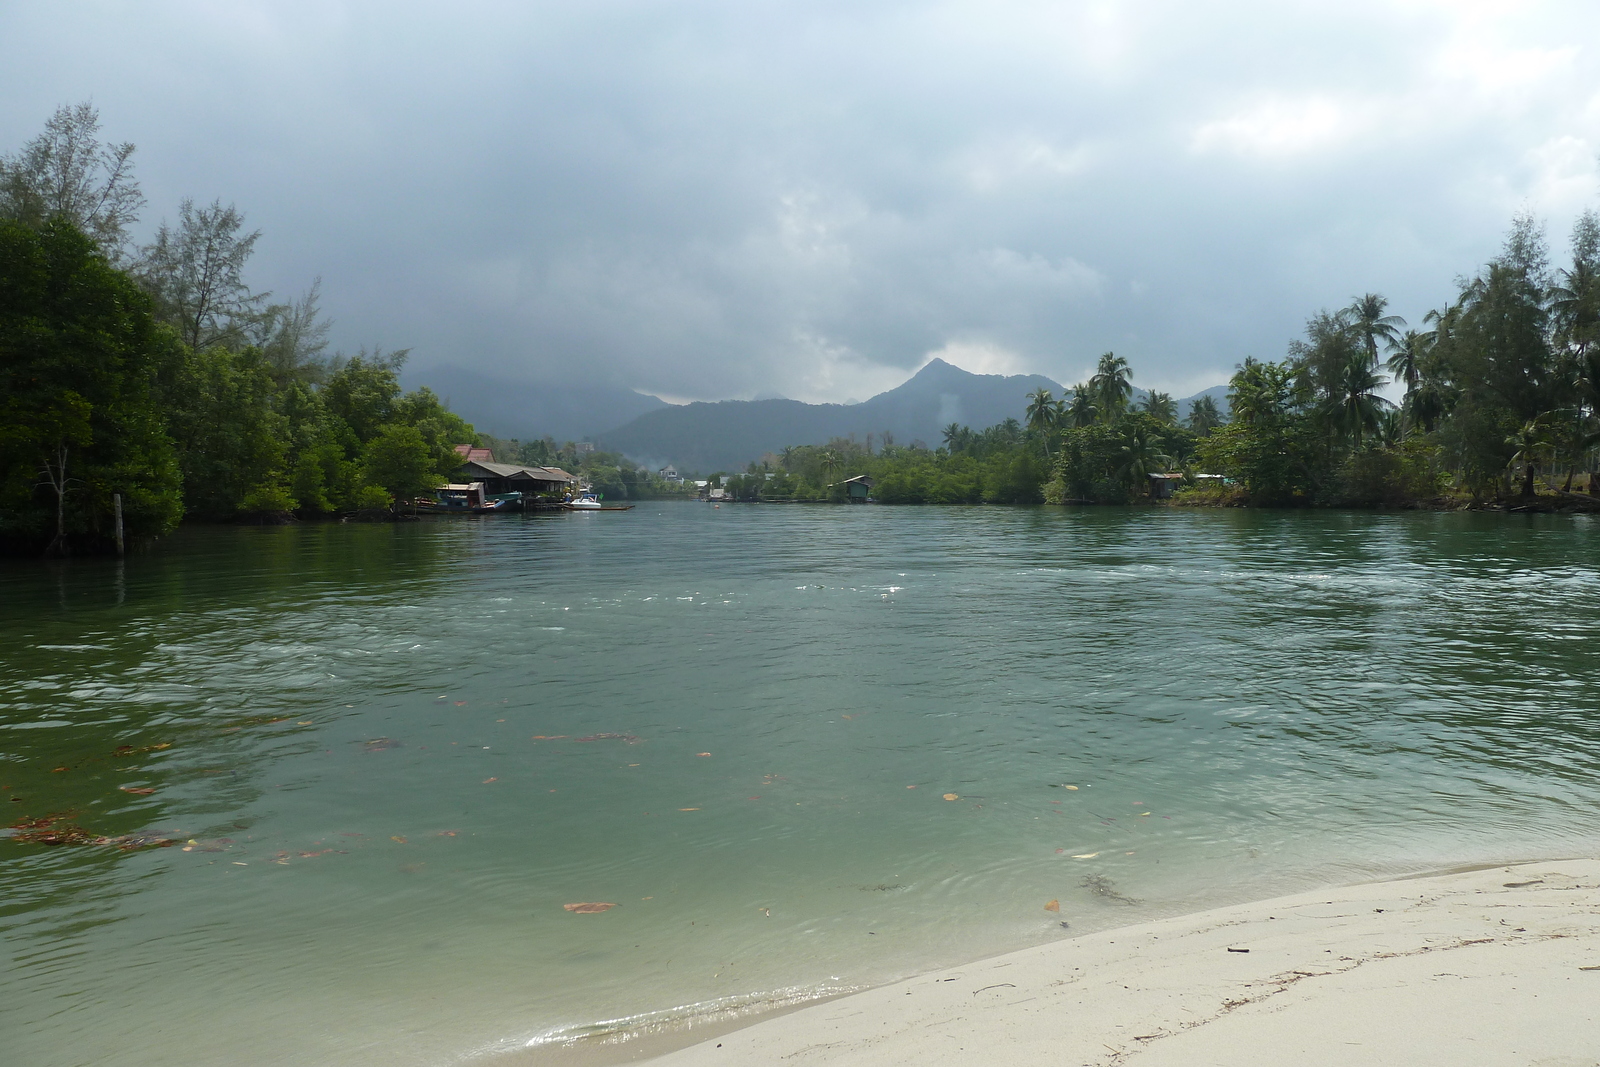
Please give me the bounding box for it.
[402,364,670,443]
[597,359,1069,471]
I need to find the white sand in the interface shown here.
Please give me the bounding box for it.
[639,859,1600,1066]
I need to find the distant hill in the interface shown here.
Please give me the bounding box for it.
[596,359,1229,472]
[401,365,670,443]
[595,359,1062,471]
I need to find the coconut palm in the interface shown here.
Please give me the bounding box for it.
[1138,390,1176,424]
[1505,416,1555,497]
[1025,388,1060,456]
[1065,384,1099,429]
[1341,293,1406,369]
[1385,329,1431,397]
[1185,394,1223,435]
[1117,425,1174,494]
[1319,351,1393,447]
[1090,353,1132,419]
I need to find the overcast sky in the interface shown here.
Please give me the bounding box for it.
[3,1,1598,403]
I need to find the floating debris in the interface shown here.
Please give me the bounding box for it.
[563,902,618,913]
[1082,873,1142,906]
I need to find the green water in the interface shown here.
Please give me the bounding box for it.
[3,505,1600,1066]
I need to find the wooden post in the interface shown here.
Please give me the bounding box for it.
[113,493,124,556]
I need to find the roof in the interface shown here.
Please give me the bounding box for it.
[835,475,874,486]
[453,445,495,463]
[458,460,577,483]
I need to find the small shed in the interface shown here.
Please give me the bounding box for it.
[1148,473,1185,499]
[835,474,874,502]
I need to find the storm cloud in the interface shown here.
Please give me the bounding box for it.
[3,0,1598,402]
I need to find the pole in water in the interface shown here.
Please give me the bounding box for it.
[114,493,124,556]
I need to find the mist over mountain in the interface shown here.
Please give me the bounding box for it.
[402,365,669,444]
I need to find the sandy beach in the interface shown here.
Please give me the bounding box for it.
[557,858,1600,1067]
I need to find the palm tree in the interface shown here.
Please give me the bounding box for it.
[1320,351,1393,448]
[940,423,964,451]
[1185,394,1223,435]
[1065,384,1099,429]
[1025,388,1059,456]
[1385,329,1431,397]
[1341,293,1406,368]
[1505,416,1555,498]
[1117,425,1174,494]
[1137,390,1176,424]
[1090,353,1132,419]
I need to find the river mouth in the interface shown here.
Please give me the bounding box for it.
[4,505,1600,1067]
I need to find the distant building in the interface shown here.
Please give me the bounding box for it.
[574,441,596,454]
[453,444,495,464]
[455,459,578,497]
[1148,473,1185,500]
[834,474,874,502]
[659,465,681,482]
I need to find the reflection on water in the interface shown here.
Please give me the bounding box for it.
[3,506,1599,1067]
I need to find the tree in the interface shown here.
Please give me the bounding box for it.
[1340,293,1405,370]
[0,219,182,554]
[361,424,441,506]
[1319,350,1393,448]
[1025,388,1060,456]
[1090,353,1132,419]
[1137,390,1176,424]
[0,102,144,259]
[1185,394,1223,435]
[1505,416,1555,498]
[1386,328,1430,399]
[1117,424,1173,493]
[253,278,333,385]
[1065,384,1099,428]
[136,198,265,350]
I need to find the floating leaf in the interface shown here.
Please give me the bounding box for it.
[1044,899,1060,912]
[1064,785,1079,791]
[118,786,156,795]
[696,752,712,757]
[678,807,700,811]
[563,902,618,913]
[482,777,498,783]
[390,835,408,843]
[943,793,959,801]
[1071,852,1099,859]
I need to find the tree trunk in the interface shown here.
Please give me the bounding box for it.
[41,445,70,557]
[1522,462,1536,499]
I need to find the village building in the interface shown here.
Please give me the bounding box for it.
[454,458,579,498]
[834,474,874,502]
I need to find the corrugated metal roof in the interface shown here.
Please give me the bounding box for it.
[457,460,576,483]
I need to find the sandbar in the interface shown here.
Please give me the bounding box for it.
[619,858,1600,1066]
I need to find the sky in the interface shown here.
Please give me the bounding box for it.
[3,1,1598,404]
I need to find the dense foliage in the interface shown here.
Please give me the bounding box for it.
[1191,211,1600,506]
[1,105,475,554]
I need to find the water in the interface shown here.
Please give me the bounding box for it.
[3,504,1600,1067]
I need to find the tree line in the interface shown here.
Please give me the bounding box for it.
[1,104,476,555]
[722,207,1599,509]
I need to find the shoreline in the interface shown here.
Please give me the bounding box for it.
[508,857,1600,1067]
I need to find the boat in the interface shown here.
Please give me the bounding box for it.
[564,491,634,511]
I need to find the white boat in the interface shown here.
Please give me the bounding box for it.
[563,492,633,511]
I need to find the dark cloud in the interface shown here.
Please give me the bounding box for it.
[4,1,1597,402]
